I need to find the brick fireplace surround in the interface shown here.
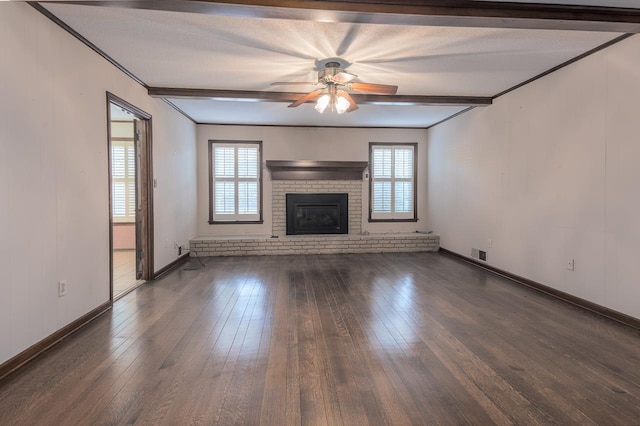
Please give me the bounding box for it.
[190,162,439,257]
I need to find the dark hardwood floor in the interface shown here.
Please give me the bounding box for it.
[1,252,639,425]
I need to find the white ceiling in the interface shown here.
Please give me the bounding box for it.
[169,99,469,127]
[109,103,134,121]
[43,2,624,127]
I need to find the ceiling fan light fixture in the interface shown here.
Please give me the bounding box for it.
[315,94,331,113]
[280,61,397,114]
[335,95,350,114]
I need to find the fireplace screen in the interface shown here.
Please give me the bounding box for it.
[286,193,348,235]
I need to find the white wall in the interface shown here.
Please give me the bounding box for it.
[427,35,640,320]
[152,107,198,268]
[196,125,429,236]
[0,3,197,365]
[113,224,135,250]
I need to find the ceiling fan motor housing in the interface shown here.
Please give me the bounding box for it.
[318,62,344,83]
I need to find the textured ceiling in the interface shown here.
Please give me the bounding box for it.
[44,3,622,127]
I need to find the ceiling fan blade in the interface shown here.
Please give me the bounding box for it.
[271,82,318,86]
[349,82,398,95]
[333,71,357,84]
[337,90,358,112]
[288,88,325,108]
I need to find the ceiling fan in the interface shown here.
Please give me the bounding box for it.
[271,61,398,114]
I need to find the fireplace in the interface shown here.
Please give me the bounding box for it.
[286,193,348,235]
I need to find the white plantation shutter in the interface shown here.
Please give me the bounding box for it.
[237,181,258,214]
[112,182,126,217]
[111,141,136,223]
[373,181,391,213]
[215,181,235,214]
[395,181,413,212]
[211,142,261,221]
[214,147,235,178]
[371,144,415,220]
[237,147,258,178]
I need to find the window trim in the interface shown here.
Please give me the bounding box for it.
[368,142,418,223]
[208,140,264,225]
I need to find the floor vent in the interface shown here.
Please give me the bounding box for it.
[471,248,487,261]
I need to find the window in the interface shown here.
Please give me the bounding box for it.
[369,143,417,221]
[111,140,136,223]
[209,141,263,223]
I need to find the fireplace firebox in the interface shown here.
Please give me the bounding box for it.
[286,193,348,235]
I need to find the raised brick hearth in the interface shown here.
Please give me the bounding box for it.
[190,164,440,257]
[190,233,439,257]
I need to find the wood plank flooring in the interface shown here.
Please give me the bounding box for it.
[1,252,639,425]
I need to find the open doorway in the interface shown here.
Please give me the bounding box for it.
[107,93,153,300]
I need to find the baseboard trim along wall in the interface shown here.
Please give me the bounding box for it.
[0,301,113,382]
[0,252,191,381]
[153,252,191,280]
[439,247,640,331]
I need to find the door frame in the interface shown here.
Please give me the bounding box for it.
[106,92,154,301]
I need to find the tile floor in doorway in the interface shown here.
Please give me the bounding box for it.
[113,249,144,297]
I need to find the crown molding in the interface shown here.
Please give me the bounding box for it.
[38,0,640,33]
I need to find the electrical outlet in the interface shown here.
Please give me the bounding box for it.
[471,248,479,258]
[58,281,67,297]
[567,258,575,271]
[488,238,493,248]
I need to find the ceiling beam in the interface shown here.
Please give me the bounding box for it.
[39,0,640,33]
[147,87,492,107]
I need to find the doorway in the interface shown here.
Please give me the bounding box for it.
[107,93,153,300]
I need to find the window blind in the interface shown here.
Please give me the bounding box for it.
[371,144,415,220]
[111,141,136,222]
[211,143,261,221]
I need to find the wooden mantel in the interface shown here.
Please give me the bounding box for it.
[266,160,368,181]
